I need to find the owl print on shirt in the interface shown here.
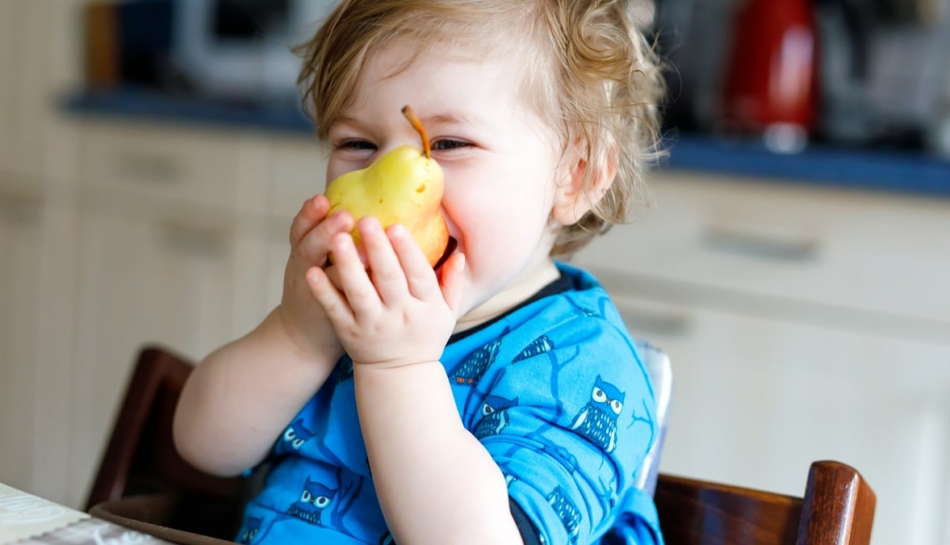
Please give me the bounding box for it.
[280,418,316,452]
[473,395,518,438]
[513,335,554,363]
[450,328,507,385]
[571,376,625,453]
[286,478,336,525]
[547,486,581,544]
[236,516,263,544]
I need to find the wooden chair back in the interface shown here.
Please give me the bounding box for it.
[85,346,244,540]
[655,461,876,545]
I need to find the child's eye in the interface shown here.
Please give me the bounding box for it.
[337,139,377,151]
[431,139,471,151]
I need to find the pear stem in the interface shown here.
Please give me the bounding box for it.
[401,105,431,159]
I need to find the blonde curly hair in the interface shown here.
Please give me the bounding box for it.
[296,0,665,257]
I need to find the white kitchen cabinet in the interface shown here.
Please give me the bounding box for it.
[30,0,84,189]
[80,122,249,212]
[266,136,329,220]
[570,171,950,545]
[582,172,950,331]
[63,191,271,508]
[0,1,21,176]
[51,114,287,508]
[0,187,44,493]
[27,201,82,506]
[63,119,279,507]
[264,227,290,317]
[261,136,331,314]
[0,0,84,183]
[602,292,950,545]
[0,180,81,506]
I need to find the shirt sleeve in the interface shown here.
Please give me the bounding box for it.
[469,317,659,544]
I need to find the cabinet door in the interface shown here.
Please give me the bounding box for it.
[0,190,43,493]
[64,206,256,508]
[264,226,289,315]
[5,0,51,180]
[611,294,950,545]
[266,137,328,221]
[261,136,328,319]
[0,1,20,176]
[8,0,85,183]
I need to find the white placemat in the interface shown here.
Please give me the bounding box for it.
[0,483,170,545]
[0,483,89,545]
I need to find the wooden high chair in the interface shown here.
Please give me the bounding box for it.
[84,346,245,543]
[86,346,876,545]
[655,462,875,545]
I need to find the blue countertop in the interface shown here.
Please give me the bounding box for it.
[64,89,315,135]
[664,135,950,198]
[63,89,950,199]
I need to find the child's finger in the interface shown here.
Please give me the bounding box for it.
[360,218,408,306]
[439,253,466,314]
[289,195,330,247]
[297,210,353,266]
[306,266,356,331]
[331,231,382,320]
[389,224,439,301]
[324,264,344,292]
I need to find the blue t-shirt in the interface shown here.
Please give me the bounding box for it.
[237,263,663,544]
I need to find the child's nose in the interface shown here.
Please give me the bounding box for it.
[376,138,425,157]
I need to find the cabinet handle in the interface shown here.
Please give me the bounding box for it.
[161,221,228,258]
[114,150,183,186]
[702,224,820,263]
[615,299,692,338]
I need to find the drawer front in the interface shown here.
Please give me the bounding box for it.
[79,123,242,210]
[267,138,328,221]
[572,172,950,333]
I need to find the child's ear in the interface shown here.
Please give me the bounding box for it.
[551,141,617,226]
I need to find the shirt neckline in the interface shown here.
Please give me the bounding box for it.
[447,271,573,345]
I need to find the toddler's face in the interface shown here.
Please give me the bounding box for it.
[326,39,568,323]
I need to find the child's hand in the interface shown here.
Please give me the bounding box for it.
[306,216,466,368]
[279,195,355,362]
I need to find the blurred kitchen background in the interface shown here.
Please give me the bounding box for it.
[0,0,949,544]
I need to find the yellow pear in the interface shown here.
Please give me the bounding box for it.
[325,106,449,267]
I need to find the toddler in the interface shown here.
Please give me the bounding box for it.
[173,0,666,543]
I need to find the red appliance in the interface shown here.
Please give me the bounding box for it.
[720,0,820,137]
